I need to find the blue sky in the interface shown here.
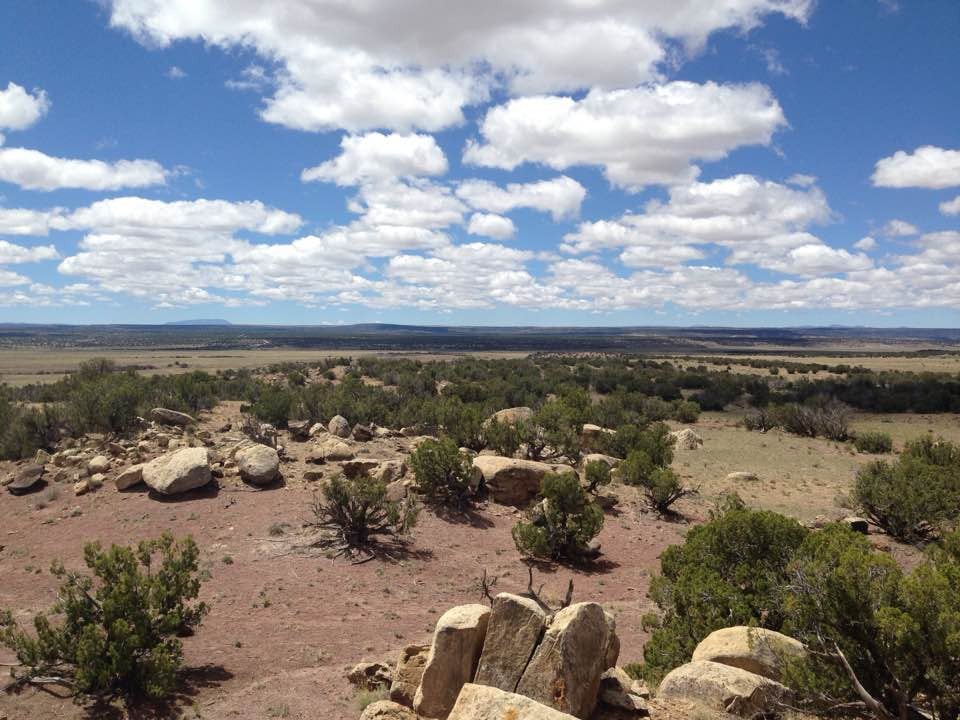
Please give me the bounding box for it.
[0,0,958,326]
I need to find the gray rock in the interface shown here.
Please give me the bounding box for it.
[7,464,44,494]
[142,447,211,495]
[328,414,351,438]
[150,407,196,426]
[236,444,280,485]
[474,593,547,692]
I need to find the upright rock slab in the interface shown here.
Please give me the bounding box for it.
[448,684,578,720]
[414,604,491,719]
[474,593,547,692]
[515,602,617,719]
[142,447,211,495]
[390,644,429,707]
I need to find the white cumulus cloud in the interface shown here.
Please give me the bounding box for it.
[0,147,168,191]
[0,82,50,132]
[302,132,447,185]
[872,146,960,189]
[456,176,586,220]
[467,213,516,240]
[940,195,960,216]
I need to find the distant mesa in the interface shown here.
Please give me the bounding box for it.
[164,319,232,326]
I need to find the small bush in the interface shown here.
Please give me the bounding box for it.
[854,436,960,542]
[852,430,893,454]
[250,385,294,428]
[310,474,417,552]
[641,467,693,514]
[603,422,674,464]
[673,400,701,424]
[619,449,656,486]
[777,399,851,441]
[484,418,522,457]
[409,437,476,510]
[512,472,604,562]
[0,534,207,699]
[584,460,612,493]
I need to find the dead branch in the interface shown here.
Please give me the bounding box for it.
[834,642,894,720]
[479,569,498,606]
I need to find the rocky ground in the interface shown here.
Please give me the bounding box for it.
[0,402,708,720]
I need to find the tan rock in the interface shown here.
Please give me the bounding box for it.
[472,456,564,506]
[474,593,548,692]
[656,660,791,717]
[516,602,618,719]
[348,661,392,691]
[114,464,144,490]
[414,604,491,718]
[328,414,351,438]
[579,424,615,453]
[236,444,280,485]
[318,438,355,461]
[151,407,196,426]
[88,455,111,474]
[390,644,429,707]
[486,407,534,426]
[579,453,620,469]
[448,684,578,720]
[691,626,805,681]
[360,700,417,720]
[142,447,211,495]
[726,471,759,483]
[598,667,647,712]
[669,428,703,450]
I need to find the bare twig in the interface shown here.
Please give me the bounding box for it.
[833,642,894,720]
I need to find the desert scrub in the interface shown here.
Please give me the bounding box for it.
[0,533,207,700]
[852,430,893,454]
[513,472,603,562]
[583,459,612,493]
[854,436,960,542]
[409,437,476,510]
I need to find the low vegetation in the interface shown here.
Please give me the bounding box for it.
[0,534,207,700]
[512,472,604,562]
[852,430,894,454]
[408,438,476,511]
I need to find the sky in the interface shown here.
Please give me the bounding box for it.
[0,1,958,327]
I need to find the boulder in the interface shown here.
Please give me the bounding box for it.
[328,414,352,438]
[342,459,381,479]
[348,661,393,691]
[580,424,615,453]
[579,453,620,470]
[114,464,144,490]
[318,438,355,461]
[352,423,375,442]
[726,471,759,483]
[150,407,196,426]
[390,644,429,707]
[516,602,618,719]
[88,473,105,489]
[88,455,111,474]
[303,469,325,482]
[598,668,647,712]
[669,428,703,450]
[843,516,870,534]
[414,604,491,719]
[656,660,791,717]
[691,627,805,681]
[486,407,534,426]
[474,593,548,692]
[360,700,418,720]
[142,447,211,495]
[34,449,52,465]
[376,460,406,484]
[471,456,564,506]
[287,419,311,441]
[7,464,44,494]
[308,422,326,438]
[448,684,578,720]
[236,444,280,485]
[74,479,90,496]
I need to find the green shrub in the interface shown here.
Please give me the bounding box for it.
[854,436,960,542]
[640,507,808,684]
[641,467,693,514]
[673,400,701,424]
[584,460,612,493]
[0,534,207,699]
[602,422,674,464]
[484,418,522,457]
[310,474,417,552]
[0,400,59,460]
[250,385,294,428]
[782,525,960,720]
[853,430,893,454]
[619,449,656,487]
[512,472,603,562]
[409,438,475,510]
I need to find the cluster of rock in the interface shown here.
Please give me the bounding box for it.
[658,626,804,716]
[352,595,647,720]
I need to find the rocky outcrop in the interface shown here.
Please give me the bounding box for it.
[656,660,791,717]
[579,424,615,453]
[691,626,805,681]
[448,684,578,720]
[150,407,196,426]
[474,593,548,692]
[142,447,211,495]
[598,667,648,712]
[390,644,429,707]
[360,701,417,720]
[471,456,563,506]
[348,661,393,691]
[669,428,703,450]
[414,604,491,719]
[486,407,534,426]
[236,444,280,485]
[515,602,618,719]
[329,414,352,438]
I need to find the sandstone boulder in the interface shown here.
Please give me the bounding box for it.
[656,660,791,717]
[843,516,870,534]
[150,407,196,426]
[88,455,111,474]
[390,644,429,707]
[448,684,578,720]
[726,471,759,483]
[579,424,615,453]
[376,460,406,484]
[7,464,44,494]
[669,428,703,450]
[328,414,351,438]
[691,627,805,681]
[486,407,534,426]
[475,593,548,692]
[343,459,381,479]
[318,438,355,461]
[236,444,280,485]
[414,604,491,719]
[142,447,211,495]
[516,602,618,719]
[598,667,647,712]
[352,423,374,441]
[579,453,620,469]
[114,464,144,490]
[360,700,418,720]
[287,419,311,441]
[472,456,563,506]
[348,661,393,691]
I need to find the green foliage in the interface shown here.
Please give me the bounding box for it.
[619,449,656,487]
[409,437,475,510]
[0,396,60,460]
[782,525,960,720]
[311,474,417,549]
[584,460,612,493]
[250,384,295,428]
[673,400,701,424]
[641,467,692,514]
[855,436,960,542]
[640,507,808,685]
[853,430,893,454]
[512,472,603,562]
[602,422,674,464]
[484,418,522,457]
[0,534,207,700]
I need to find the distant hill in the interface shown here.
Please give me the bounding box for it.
[164,319,232,326]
